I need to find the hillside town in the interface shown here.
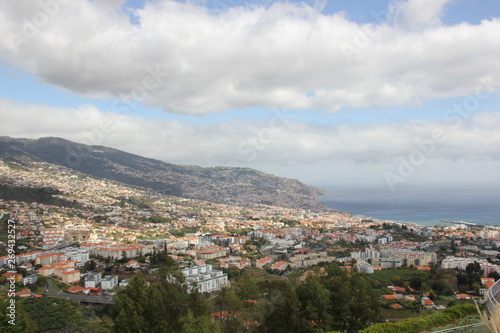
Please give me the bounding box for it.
[1,157,500,331]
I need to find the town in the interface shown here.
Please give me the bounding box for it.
[1,157,499,332]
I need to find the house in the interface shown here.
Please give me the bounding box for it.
[390,304,404,310]
[416,266,431,271]
[101,275,119,290]
[119,279,130,288]
[67,286,91,294]
[17,289,32,297]
[270,261,289,271]
[232,260,251,269]
[422,297,435,309]
[480,277,496,295]
[404,295,417,302]
[387,286,406,293]
[256,257,273,269]
[21,274,38,286]
[382,294,395,301]
[381,294,403,301]
[3,272,23,283]
[455,293,471,300]
[125,260,139,269]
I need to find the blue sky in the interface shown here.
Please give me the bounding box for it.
[0,0,499,201]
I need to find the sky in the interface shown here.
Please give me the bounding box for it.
[0,0,499,203]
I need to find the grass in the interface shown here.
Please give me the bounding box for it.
[48,278,61,292]
[382,309,434,321]
[425,314,483,332]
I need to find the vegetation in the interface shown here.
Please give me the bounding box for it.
[19,297,87,332]
[357,303,477,333]
[111,263,382,333]
[0,184,82,208]
[112,271,215,333]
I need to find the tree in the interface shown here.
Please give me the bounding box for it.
[113,272,149,333]
[263,280,304,333]
[431,269,458,295]
[20,297,83,332]
[0,296,36,333]
[488,271,500,281]
[180,311,221,333]
[83,318,113,333]
[236,272,260,301]
[297,275,332,331]
[346,274,382,333]
[322,264,382,333]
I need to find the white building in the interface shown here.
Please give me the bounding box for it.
[40,228,65,248]
[101,275,119,290]
[441,256,500,276]
[358,262,375,274]
[182,264,228,293]
[119,279,130,288]
[84,272,102,288]
[59,247,90,267]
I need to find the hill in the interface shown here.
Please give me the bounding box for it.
[0,136,327,210]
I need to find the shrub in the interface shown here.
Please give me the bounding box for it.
[359,304,476,333]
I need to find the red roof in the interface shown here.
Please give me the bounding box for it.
[67,286,90,293]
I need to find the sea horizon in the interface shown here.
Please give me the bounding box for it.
[319,186,500,226]
[322,199,500,227]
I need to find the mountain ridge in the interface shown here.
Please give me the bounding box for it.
[0,136,328,211]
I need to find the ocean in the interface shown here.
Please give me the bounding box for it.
[321,200,500,227]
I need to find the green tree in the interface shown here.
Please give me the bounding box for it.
[263,280,304,333]
[83,318,113,333]
[296,275,332,331]
[0,296,36,333]
[236,272,260,301]
[20,297,84,332]
[431,269,458,295]
[113,272,162,332]
[345,274,382,333]
[322,264,381,333]
[180,311,221,333]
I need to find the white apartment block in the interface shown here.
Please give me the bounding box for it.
[352,249,435,268]
[101,275,119,290]
[441,256,500,276]
[58,247,90,267]
[40,228,65,248]
[84,272,102,288]
[358,262,375,274]
[182,264,228,293]
[15,251,44,265]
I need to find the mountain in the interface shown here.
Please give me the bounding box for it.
[0,136,327,211]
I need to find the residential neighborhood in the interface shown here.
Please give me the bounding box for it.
[1,157,500,332]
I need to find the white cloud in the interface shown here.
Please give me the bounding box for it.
[1,98,500,171]
[0,0,499,114]
[388,0,455,30]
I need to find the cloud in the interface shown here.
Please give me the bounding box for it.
[388,0,455,30]
[1,98,500,168]
[0,0,499,114]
